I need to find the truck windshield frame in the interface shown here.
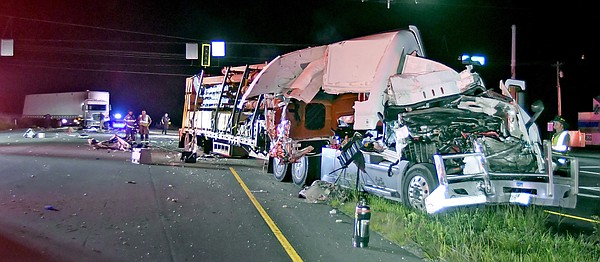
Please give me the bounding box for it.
[88,104,107,111]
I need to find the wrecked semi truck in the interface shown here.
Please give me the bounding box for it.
[180,25,578,214]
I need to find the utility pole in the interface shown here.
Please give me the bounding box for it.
[552,61,563,116]
[510,25,518,104]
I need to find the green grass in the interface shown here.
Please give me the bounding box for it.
[330,192,600,262]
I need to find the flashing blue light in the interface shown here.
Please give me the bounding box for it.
[470,55,486,66]
[460,54,486,66]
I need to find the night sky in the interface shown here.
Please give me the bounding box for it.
[0,1,595,131]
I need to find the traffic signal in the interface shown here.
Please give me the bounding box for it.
[201,44,211,67]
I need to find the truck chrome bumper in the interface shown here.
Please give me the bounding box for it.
[426,140,579,214]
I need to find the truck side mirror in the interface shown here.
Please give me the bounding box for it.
[525,100,544,130]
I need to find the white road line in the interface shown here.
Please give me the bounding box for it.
[580,170,600,176]
[578,193,600,199]
[580,166,600,168]
[580,186,600,192]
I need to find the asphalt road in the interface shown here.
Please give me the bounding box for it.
[0,128,424,262]
[546,147,600,234]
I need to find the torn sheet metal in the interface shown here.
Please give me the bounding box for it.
[242,27,425,130]
[387,55,477,106]
[88,134,131,151]
[241,45,328,103]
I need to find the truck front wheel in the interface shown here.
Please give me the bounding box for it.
[401,163,438,212]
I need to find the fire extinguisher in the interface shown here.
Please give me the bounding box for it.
[352,198,371,248]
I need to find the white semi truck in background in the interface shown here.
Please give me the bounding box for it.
[22,90,110,129]
[180,25,579,214]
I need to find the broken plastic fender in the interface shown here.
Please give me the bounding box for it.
[425,185,487,214]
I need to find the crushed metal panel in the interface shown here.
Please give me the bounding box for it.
[242,45,328,102]
[287,57,326,102]
[337,30,423,130]
[322,34,392,91]
[388,56,477,106]
[242,28,424,130]
[322,30,417,94]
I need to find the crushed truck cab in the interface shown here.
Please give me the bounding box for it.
[181,25,578,213]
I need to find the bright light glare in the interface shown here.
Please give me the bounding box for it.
[470,55,486,66]
[212,41,225,57]
[460,54,486,66]
[61,119,68,124]
[114,113,122,119]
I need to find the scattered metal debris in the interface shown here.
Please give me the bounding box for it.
[44,205,59,211]
[88,134,131,151]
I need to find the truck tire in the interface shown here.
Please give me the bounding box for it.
[272,157,291,182]
[401,163,438,212]
[291,155,319,186]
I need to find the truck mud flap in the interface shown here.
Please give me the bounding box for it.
[181,151,197,163]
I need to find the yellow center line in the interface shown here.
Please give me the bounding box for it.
[229,167,303,262]
[544,210,600,224]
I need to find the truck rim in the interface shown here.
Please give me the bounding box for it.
[273,157,290,181]
[407,175,430,210]
[291,156,308,186]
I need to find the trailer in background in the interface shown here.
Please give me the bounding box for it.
[22,90,110,129]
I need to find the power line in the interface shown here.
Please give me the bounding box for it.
[0,14,199,41]
[7,60,196,67]
[18,44,185,60]
[2,62,191,77]
[0,14,313,47]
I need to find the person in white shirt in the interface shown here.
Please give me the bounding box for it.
[138,110,152,142]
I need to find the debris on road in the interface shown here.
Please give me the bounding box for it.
[44,205,59,211]
[88,134,131,151]
[250,189,268,193]
[167,197,178,202]
[298,180,338,203]
[22,128,41,138]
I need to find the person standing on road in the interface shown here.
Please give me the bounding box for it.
[160,113,170,135]
[44,113,52,129]
[99,112,105,131]
[138,110,152,142]
[124,110,137,142]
